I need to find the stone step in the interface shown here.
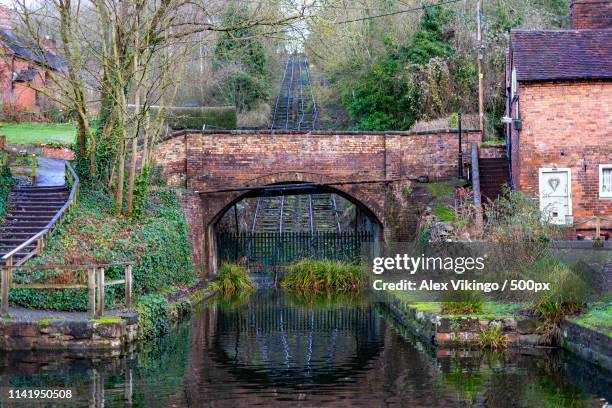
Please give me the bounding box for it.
[8,205,63,212]
[0,251,31,258]
[14,186,68,193]
[3,220,51,227]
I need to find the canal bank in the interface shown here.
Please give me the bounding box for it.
[376,288,612,372]
[0,288,609,407]
[0,284,213,351]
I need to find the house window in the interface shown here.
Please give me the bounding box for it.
[600,164,612,198]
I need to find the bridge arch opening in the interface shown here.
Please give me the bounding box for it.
[205,177,383,276]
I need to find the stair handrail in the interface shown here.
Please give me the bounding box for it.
[2,161,79,264]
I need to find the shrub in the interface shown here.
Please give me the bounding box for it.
[478,323,509,350]
[209,263,253,293]
[0,159,15,223]
[426,182,456,198]
[136,294,170,341]
[530,257,587,344]
[484,189,559,279]
[433,204,456,222]
[282,259,364,291]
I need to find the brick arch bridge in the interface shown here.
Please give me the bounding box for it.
[155,129,480,276]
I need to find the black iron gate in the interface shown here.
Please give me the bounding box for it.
[216,231,374,275]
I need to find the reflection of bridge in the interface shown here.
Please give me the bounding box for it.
[202,290,385,387]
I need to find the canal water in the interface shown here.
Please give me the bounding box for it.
[1,289,610,407]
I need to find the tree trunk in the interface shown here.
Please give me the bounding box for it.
[126,135,138,215]
[115,139,125,215]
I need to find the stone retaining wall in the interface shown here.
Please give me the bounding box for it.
[377,291,545,347]
[562,320,612,372]
[0,315,137,352]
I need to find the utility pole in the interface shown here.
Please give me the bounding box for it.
[477,0,485,141]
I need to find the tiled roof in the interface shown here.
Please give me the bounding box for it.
[510,29,612,82]
[0,29,65,71]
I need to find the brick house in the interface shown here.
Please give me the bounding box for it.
[0,4,64,113]
[505,0,612,235]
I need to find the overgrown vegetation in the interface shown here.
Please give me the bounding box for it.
[212,2,273,112]
[209,263,253,293]
[335,6,455,130]
[478,323,509,350]
[0,156,15,223]
[433,204,455,222]
[136,294,170,341]
[308,1,568,137]
[426,181,457,198]
[9,187,196,311]
[441,293,484,314]
[282,259,364,291]
[530,257,588,343]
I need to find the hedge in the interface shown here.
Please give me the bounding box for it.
[151,106,237,130]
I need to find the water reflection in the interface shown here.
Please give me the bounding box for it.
[0,289,609,407]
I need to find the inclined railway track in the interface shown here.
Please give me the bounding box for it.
[254,55,337,234]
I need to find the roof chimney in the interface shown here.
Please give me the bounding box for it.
[570,0,612,29]
[0,4,13,30]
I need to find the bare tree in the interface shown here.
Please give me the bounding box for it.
[10,0,308,215]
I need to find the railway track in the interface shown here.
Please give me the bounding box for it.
[253,55,338,234]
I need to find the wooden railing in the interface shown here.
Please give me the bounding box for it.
[1,263,133,318]
[1,161,79,267]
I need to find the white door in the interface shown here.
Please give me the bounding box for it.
[539,168,572,225]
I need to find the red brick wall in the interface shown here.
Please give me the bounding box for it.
[0,55,46,111]
[155,129,480,226]
[0,5,12,30]
[176,190,205,276]
[570,0,612,29]
[516,81,612,228]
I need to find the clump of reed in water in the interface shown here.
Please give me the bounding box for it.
[282,259,363,291]
[209,263,253,293]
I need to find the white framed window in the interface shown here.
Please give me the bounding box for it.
[600,164,612,198]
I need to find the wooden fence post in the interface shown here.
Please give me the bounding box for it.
[96,268,105,317]
[87,268,96,319]
[1,261,9,317]
[595,216,601,239]
[37,235,44,254]
[125,265,132,308]
[6,256,12,290]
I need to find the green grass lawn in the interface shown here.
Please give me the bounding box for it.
[573,303,612,337]
[0,122,76,145]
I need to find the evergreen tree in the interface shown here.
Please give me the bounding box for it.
[214,2,272,111]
